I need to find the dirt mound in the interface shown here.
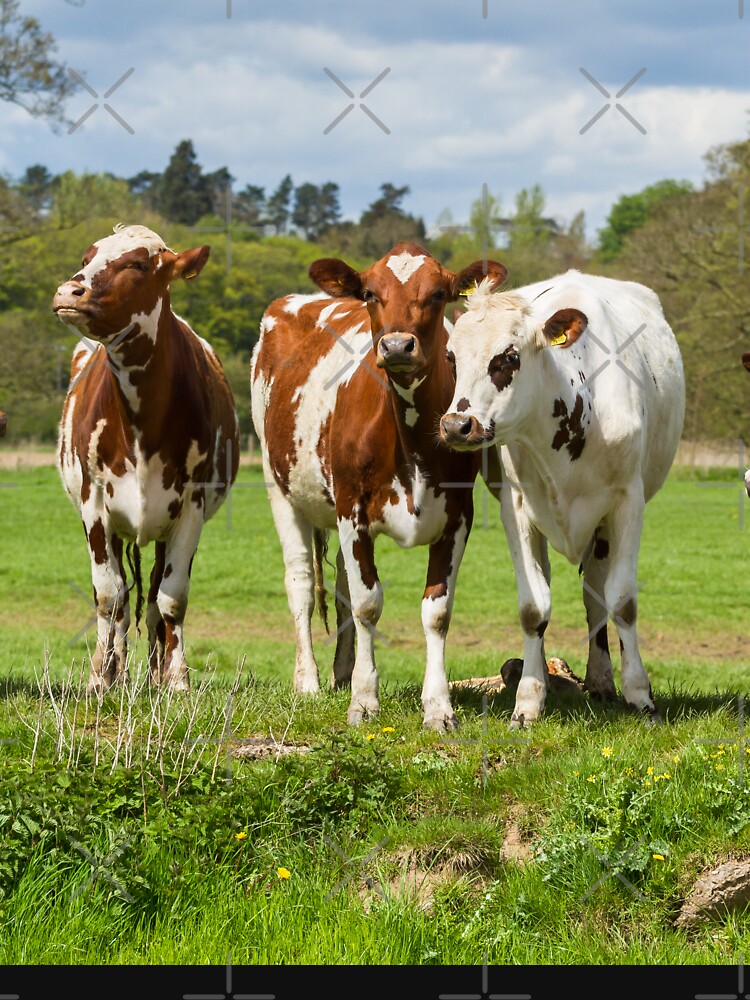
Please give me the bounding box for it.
[676,859,750,927]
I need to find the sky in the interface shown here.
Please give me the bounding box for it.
[2,0,750,242]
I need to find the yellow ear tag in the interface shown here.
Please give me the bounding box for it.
[184,271,198,280]
[549,333,567,347]
[459,284,477,298]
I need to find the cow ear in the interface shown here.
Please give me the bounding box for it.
[449,260,508,301]
[542,308,588,348]
[309,258,363,298]
[742,352,750,372]
[171,245,211,281]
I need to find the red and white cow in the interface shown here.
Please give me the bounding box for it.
[251,242,507,730]
[54,224,239,693]
[440,270,685,727]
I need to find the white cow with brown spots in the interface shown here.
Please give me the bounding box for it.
[440,270,685,727]
[54,225,239,693]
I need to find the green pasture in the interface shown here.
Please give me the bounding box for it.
[0,460,749,966]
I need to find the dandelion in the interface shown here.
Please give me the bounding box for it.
[662,772,671,780]
[277,867,291,879]
[652,854,665,861]
[366,734,376,741]
[381,727,395,733]
[647,766,654,775]
[716,763,725,771]
[587,774,596,783]
[625,766,634,776]
[601,747,613,757]
[235,832,247,842]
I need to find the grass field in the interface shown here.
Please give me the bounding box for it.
[0,460,749,967]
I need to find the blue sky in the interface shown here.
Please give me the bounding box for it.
[2,0,750,241]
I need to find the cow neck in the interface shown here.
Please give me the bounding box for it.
[103,296,175,442]
[386,353,450,462]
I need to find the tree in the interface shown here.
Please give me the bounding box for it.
[596,179,694,261]
[266,174,294,234]
[235,184,266,229]
[206,166,234,217]
[0,0,74,126]
[50,171,136,229]
[354,183,425,258]
[292,181,341,240]
[17,163,53,217]
[156,140,213,225]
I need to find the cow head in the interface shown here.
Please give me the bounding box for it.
[309,242,507,384]
[439,280,588,449]
[52,224,210,341]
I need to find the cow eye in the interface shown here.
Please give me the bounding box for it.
[363,289,379,304]
[430,289,446,303]
[129,261,149,272]
[505,348,519,365]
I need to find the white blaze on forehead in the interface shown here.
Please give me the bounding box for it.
[78,224,170,289]
[386,252,426,285]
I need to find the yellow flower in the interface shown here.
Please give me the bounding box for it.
[673,756,680,763]
[625,767,634,776]
[716,763,725,771]
[366,734,376,741]
[652,853,665,861]
[646,766,654,775]
[234,832,247,841]
[644,780,652,786]
[381,727,395,733]
[573,770,580,777]
[654,775,661,782]
[277,867,291,879]
[662,772,671,780]
[601,747,613,757]
[587,774,596,783]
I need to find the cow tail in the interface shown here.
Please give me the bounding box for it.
[126,542,144,632]
[312,528,330,635]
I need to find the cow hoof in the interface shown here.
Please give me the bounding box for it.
[347,703,379,726]
[293,676,321,695]
[86,674,115,696]
[168,676,191,692]
[423,711,458,733]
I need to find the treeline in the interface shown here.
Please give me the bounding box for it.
[0,135,748,447]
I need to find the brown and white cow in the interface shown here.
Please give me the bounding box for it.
[54,224,239,693]
[440,270,685,727]
[251,242,507,730]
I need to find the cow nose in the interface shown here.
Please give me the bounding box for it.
[379,334,416,364]
[56,281,86,298]
[440,412,481,444]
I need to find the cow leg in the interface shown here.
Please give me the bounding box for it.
[337,518,382,725]
[86,525,130,694]
[147,541,167,683]
[500,493,550,728]
[581,527,617,701]
[331,545,356,689]
[265,466,320,694]
[157,507,204,692]
[420,515,470,732]
[604,491,658,720]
